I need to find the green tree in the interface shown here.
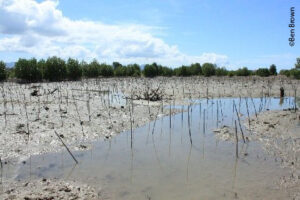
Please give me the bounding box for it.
[269,64,277,75]
[114,66,127,76]
[290,68,300,79]
[202,63,216,77]
[99,64,114,77]
[112,62,122,70]
[143,63,158,77]
[44,57,67,81]
[161,67,173,77]
[175,66,191,76]
[236,67,251,76]
[126,64,141,77]
[83,60,99,78]
[190,63,202,75]
[37,59,46,79]
[0,61,7,81]
[279,69,291,77]
[256,68,270,77]
[66,58,82,80]
[215,67,228,76]
[228,71,235,77]
[15,58,42,82]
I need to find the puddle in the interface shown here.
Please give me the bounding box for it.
[2,97,296,199]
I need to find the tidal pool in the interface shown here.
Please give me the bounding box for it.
[5,97,296,199]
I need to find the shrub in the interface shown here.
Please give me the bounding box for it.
[202,63,216,77]
[15,58,42,82]
[256,68,270,77]
[66,58,82,80]
[0,61,7,81]
[44,57,67,81]
[269,64,277,75]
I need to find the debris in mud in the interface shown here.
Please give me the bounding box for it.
[213,125,236,141]
[30,90,39,96]
[0,179,100,200]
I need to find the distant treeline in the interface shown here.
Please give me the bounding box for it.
[0,57,300,82]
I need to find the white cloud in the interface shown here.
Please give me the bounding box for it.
[0,0,228,67]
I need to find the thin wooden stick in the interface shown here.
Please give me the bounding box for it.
[234,101,246,143]
[54,131,78,164]
[235,120,239,158]
[245,98,251,128]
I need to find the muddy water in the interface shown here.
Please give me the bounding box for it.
[9,97,296,199]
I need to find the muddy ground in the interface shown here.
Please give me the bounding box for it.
[0,76,299,199]
[1,178,101,200]
[245,109,300,199]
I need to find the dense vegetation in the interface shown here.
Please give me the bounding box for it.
[0,61,7,81]
[0,57,299,82]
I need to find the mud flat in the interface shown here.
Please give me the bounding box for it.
[1,178,100,200]
[0,76,299,162]
[0,76,299,199]
[245,108,300,199]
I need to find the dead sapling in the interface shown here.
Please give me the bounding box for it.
[1,86,7,128]
[87,93,91,122]
[23,94,30,141]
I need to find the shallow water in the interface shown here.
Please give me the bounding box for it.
[3,97,296,199]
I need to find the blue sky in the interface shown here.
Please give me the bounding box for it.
[0,0,299,69]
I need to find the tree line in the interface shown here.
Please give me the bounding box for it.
[0,56,300,82]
